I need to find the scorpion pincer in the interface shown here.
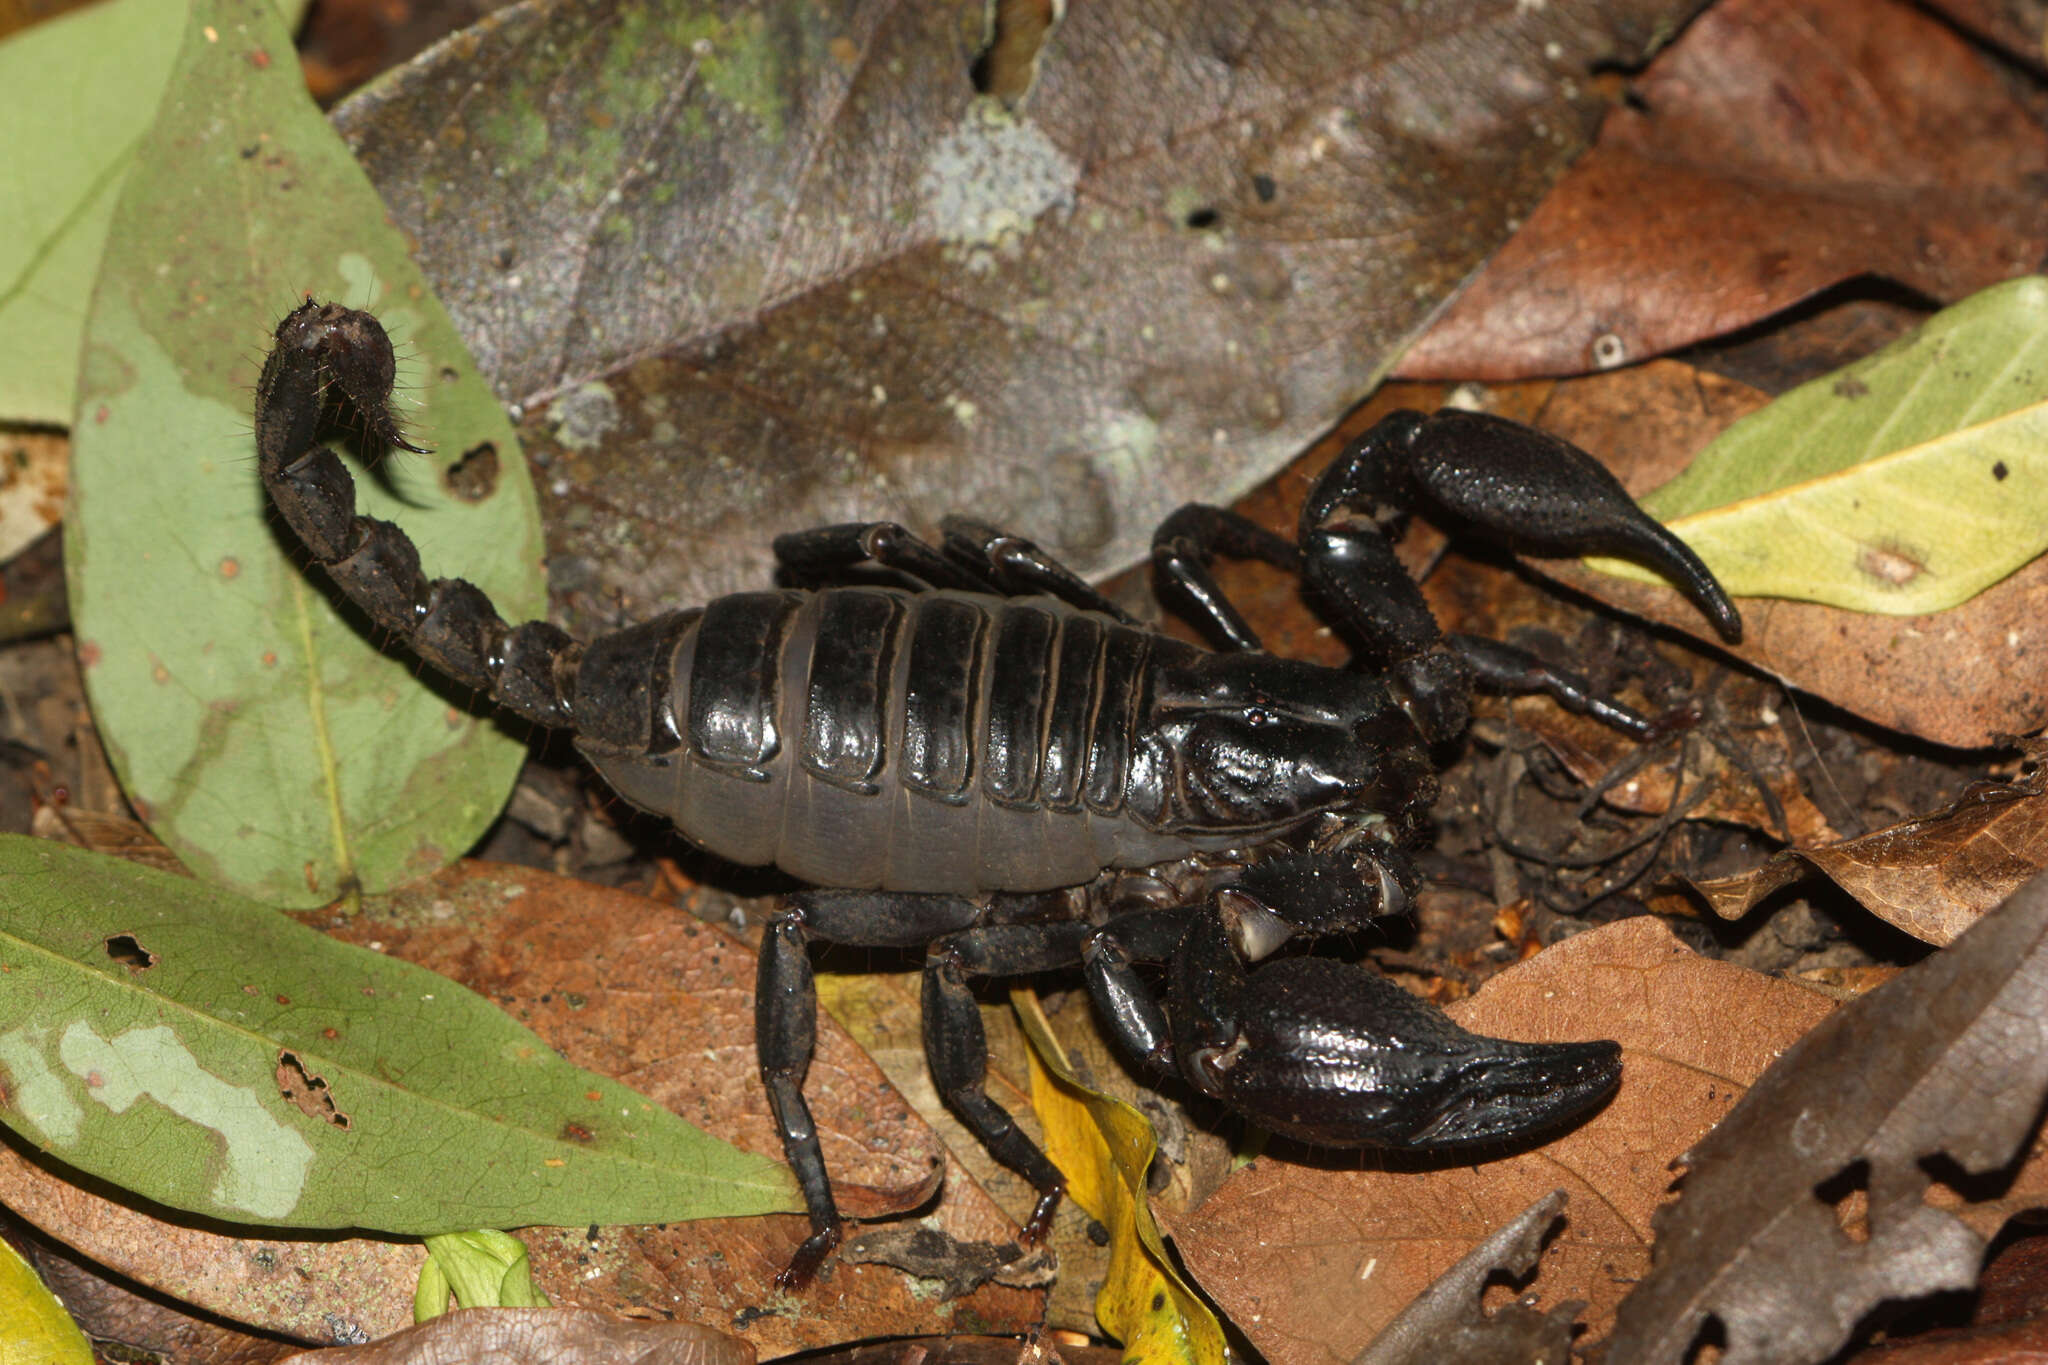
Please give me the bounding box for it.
[255,300,1743,1289]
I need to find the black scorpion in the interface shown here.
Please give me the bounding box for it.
[255,300,1742,1289]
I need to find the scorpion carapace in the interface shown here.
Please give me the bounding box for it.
[256,300,1743,1290]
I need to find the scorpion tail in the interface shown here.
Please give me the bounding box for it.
[255,300,580,729]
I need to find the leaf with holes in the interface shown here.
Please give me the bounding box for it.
[1606,869,2048,1363]
[1587,276,2048,615]
[63,0,544,906]
[0,836,797,1231]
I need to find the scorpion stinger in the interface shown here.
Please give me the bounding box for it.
[257,304,1742,1293]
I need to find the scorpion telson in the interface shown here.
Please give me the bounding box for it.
[255,300,1743,1290]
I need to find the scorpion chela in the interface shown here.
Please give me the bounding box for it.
[256,300,1743,1289]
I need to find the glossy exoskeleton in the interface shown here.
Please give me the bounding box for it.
[255,301,1742,1289]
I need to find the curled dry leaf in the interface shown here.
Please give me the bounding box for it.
[1690,781,2048,946]
[1171,917,1836,1365]
[1353,1189,1579,1365]
[335,0,1711,620]
[273,1306,753,1365]
[1399,0,2048,380]
[1606,870,2048,1364]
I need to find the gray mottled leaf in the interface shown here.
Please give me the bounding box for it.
[335,0,1709,624]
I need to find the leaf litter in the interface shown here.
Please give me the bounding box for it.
[331,0,1709,625]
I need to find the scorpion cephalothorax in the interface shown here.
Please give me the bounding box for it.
[256,299,1742,1289]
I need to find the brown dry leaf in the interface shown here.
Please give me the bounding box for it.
[274,1306,752,1365]
[335,0,1710,625]
[321,863,1043,1354]
[1923,0,2048,62]
[0,1148,421,1344]
[1399,0,2048,380]
[1690,783,2048,946]
[1604,871,2048,1363]
[1521,365,2048,748]
[21,1236,298,1365]
[1169,917,1836,1365]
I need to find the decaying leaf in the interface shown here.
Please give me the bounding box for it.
[335,0,1711,622]
[1400,0,2048,380]
[1589,278,2048,618]
[273,1307,754,1365]
[1605,870,2048,1363]
[1172,918,1837,1365]
[1689,781,2048,946]
[1353,1189,1579,1365]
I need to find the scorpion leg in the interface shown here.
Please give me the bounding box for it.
[924,919,1096,1243]
[937,516,1138,622]
[774,522,998,593]
[1296,408,1742,744]
[756,890,984,1290]
[1150,505,1301,652]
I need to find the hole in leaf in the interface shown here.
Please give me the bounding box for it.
[104,933,156,972]
[970,0,1059,100]
[1183,206,1220,230]
[443,443,501,502]
[277,1050,350,1129]
[1815,1159,1872,1244]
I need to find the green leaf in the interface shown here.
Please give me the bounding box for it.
[0,0,187,427]
[1588,276,2048,615]
[0,836,799,1231]
[0,1235,95,1365]
[63,0,545,906]
[415,1230,550,1319]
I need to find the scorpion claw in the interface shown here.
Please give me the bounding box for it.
[1198,956,1622,1151]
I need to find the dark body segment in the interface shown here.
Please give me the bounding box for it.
[580,589,1233,892]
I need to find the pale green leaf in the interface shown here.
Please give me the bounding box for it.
[415,1230,549,1319]
[0,0,186,426]
[1589,276,2048,615]
[0,836,799,1231]
[64,0,545,906]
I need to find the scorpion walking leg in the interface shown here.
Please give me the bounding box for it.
[773,522,998,593]
[1295,408,1744,744]
[924,919,1097,1243]
[756,890,984,1290]
[935,516,1137,620]
[1150,504,1300,651]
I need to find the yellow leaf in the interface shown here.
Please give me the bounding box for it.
[1012,990,1224,1365]
[0,1237,94,1365]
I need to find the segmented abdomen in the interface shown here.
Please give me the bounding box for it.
[576,588,1209,892]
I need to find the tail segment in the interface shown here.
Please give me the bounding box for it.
[254,301,579,729]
